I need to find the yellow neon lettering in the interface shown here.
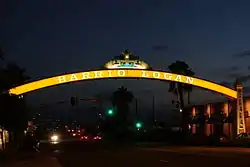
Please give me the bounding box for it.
[163,73,172,80]
[117,70,125,76]
[107,70,112,77]
[141,71,149,77]
[70,74,78,81]
[82,72,90,79]
[175,75,182,82]
[185,77,194,84]
[152,72,160,78]
[58,76,66,83]
[94,71,103,78]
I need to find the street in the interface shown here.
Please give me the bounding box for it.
[41,141,250,167]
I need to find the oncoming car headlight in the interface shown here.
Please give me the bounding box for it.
[50,135,59,141]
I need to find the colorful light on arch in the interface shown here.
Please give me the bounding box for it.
[104,60,150,69]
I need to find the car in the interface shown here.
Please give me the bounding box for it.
[80,133,103,141]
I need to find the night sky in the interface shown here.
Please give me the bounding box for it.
[2,0,250,123]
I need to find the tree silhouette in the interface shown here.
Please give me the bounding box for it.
[112,86,134,122]
[168,61,195,134]
[110,86,134,140]
[0,47,4,60]
[0,48,30,149]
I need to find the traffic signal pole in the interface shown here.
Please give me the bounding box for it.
[135,99,138,120]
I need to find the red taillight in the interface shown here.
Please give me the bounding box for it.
[94,136,101,140]
[81,136,88,140]
[78,130,80,133]
[72,133,76,136]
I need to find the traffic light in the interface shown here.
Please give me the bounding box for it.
[70,96,78,107]
[135,121,142,128]
[106,108,114,116]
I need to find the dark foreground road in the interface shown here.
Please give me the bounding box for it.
[43,141,250,167]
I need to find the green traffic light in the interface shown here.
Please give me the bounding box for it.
[107,109,113,115]
[136,122,142,128]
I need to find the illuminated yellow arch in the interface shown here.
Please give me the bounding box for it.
[8,69,237,99]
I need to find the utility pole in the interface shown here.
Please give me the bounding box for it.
[152,95,156,125]
[99,97,103,118]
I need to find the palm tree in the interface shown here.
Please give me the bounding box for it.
[3,62,30,88]
[183,69,195,104]
[112,86,134,122]
[168,61,195,133]
[110,86,134,140]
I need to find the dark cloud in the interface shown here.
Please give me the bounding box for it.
[232,50,250,58]
[152,45,168,51]
[228,66,240,71]
[220,74,250,86]
[238,75,250,83]
[227,73,241,78]
[247,66,250,70]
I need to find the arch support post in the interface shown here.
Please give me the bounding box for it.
[234,80,246,137]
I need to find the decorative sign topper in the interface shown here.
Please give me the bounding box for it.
[104,50,150,70]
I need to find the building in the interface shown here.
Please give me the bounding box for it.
[0,127,9,151]
[187,96,250,139]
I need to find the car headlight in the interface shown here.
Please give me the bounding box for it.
[50,135,58,141]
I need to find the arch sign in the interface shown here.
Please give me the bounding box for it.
[8,51,237,99]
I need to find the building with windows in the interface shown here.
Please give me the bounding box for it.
[0,127,9,151]
[187,96,250,139]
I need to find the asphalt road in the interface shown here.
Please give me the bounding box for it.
[40,141,250,167]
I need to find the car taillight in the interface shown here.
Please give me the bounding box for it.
[94,136,101,140]
[81,136,88,140]
[72,133,76,136]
